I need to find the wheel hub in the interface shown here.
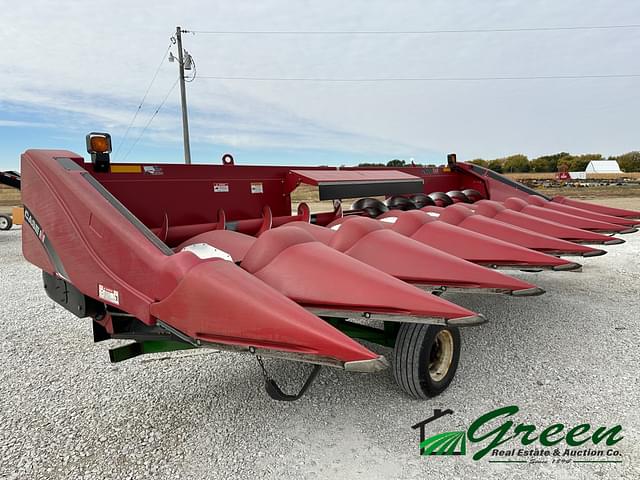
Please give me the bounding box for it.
[428,329,454,382]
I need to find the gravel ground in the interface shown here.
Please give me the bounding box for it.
[1,225,639,480]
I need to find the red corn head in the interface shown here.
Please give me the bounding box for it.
[524,195,639,228]
[552,195,640,219]
[504,197,631,234]
[471,200,624,245]
[375,210,581,271]
[426,204,605,257]
[287,218,544,296]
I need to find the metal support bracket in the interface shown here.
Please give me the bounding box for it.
[109,340,195,363]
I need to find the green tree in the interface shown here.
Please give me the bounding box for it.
[531,152,571,172]
[357,162,386,167]
[468,159,489,168]
[487,159,504,173]
[567,154,602,171]
[387,159,406,167]
[529,157,552,172]
[460,151,640,173]
[610,152,640,172]
[502,154,530,173]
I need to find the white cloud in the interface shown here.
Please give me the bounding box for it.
[0,119,54,128]
[1,0,639,161]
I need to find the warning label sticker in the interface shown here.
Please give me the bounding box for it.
[213,183,230,193]
[250,182,264,194]
[98,284,120,305]
[143,165,164,175]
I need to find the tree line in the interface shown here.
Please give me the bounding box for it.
[358,152,640,173]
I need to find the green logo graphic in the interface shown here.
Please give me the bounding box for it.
[420,431,467,456]
[412,406,624,463]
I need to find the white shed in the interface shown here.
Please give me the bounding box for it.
[584,160,622,173]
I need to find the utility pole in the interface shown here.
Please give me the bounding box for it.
[176,26,192,164]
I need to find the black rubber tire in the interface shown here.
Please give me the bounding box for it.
[393,323,460,399]
[0,214,12,231]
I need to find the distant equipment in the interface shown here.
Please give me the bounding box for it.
[569,172,587,180]
[555,164,571,181]
[0,170,22,230]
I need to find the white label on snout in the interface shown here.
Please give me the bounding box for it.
[98,284,120,305]
[181,243,233,261]
[379,217,398,224]
[426,212,441,217]
[330,223,343,231]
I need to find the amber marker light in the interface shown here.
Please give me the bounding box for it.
[86,132,112,154]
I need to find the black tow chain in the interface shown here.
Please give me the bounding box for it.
[256,355,269,378]
[254,354,322,402]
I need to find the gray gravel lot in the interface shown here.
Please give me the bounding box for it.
[1,226,639,480]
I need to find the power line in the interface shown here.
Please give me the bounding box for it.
[196,73,640,82]
[121,77,179,162]
[185,24,640,35]
[114,42,172,160]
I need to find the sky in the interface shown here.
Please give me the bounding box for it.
[1,0,639,171]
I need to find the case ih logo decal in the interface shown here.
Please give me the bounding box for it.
[24,207,46,243]
[23,207,70,280]
[413,406,624,464]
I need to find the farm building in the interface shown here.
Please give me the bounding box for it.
[585,160,622,173]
